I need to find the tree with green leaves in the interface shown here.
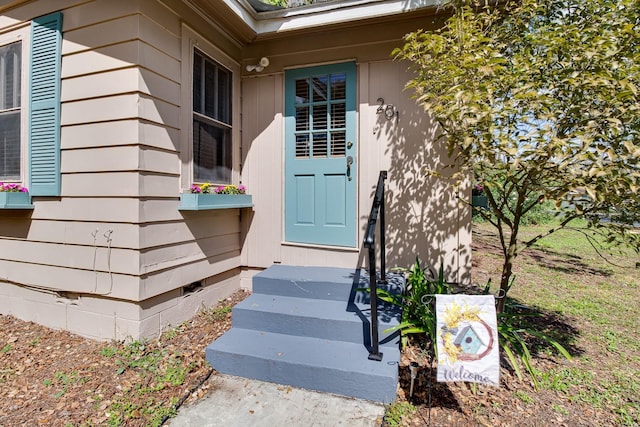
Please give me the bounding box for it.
[395,0,640,312]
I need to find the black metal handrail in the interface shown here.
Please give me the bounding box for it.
[363,170,387,361]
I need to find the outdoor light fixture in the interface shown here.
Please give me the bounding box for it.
[246,57,270,72]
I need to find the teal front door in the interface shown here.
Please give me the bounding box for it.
[284,62,357,247]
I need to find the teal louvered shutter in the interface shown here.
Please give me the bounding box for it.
[29,12,62,196]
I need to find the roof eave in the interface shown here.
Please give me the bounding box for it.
[222,0,442,38]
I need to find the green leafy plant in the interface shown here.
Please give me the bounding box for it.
[44,370,87,398]
[200,305,232,322]
[377,258,449,347]
[384,401,416,427]
[100,346,117,358]
[190,183,246,194]
[100,339,194,426]
[514,390,535,404]
[259,0,288,6]
[113,341,164,375]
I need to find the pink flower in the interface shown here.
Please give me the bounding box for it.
[0,182,28,193]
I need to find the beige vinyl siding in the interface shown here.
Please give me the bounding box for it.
[0,218,139,247]
[0,259,141,300]
[62,146,178,175]
[240,75,284,267]
[0,0,246,339]
[0,0,81,24]
[57,0,182,299]
[62,120,179,151]
[0,239,138,274]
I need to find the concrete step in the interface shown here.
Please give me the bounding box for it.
[252,265,363,301]
[206,328,399,403]
[232,293,401,348]
[252,265,405,303]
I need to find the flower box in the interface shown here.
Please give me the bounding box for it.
[0,191,33,209]
[472,195,488,209]
[178,193,253,210]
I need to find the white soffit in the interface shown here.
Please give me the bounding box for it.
[220,0,441,36]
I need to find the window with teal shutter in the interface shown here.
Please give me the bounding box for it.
[29,12,62,196]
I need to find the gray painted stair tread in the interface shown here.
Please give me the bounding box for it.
[253,265,404,302]
[234,293,401,326]
[255,265,359,284]
[232,293,401,347]
[207,328,399,402]
[208,328,399,371]
[253,266,362,301]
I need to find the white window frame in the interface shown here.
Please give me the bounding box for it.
[180,24,241,191]
[0,25,30,186]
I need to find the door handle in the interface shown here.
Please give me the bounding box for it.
[346,156,353,181]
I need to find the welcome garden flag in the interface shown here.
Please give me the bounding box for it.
[435,294,500,386]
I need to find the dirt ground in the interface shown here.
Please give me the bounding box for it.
[0,290,250,427]
[0,225,636,426]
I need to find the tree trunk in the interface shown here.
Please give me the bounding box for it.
[497,255,514,313]
[497,232,518,313]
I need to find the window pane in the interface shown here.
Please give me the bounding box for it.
[195,50,232,125]
[193,52,202,114]
[1,41,21,110]
[193,118,231,183]
[204,60,217,119]
[217,67,231,124]
[295,134,309,158]
[0,111,21,180]
[295,78,309,104]
[330,103,345,129]
[312,104,327,130]
[331,131,346,157]
[295,106,309,131]
[312,132,327,158]
[312,76,327,102]
[330,73,346,100]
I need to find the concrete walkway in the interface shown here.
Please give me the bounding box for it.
[168,374,386,427]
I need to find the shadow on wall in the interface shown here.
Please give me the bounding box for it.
[367,94,471,285]
[0,212,33,239]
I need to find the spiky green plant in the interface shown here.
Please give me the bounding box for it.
[377,258,449,348]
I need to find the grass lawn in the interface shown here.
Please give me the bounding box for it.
[467,220,640,426]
